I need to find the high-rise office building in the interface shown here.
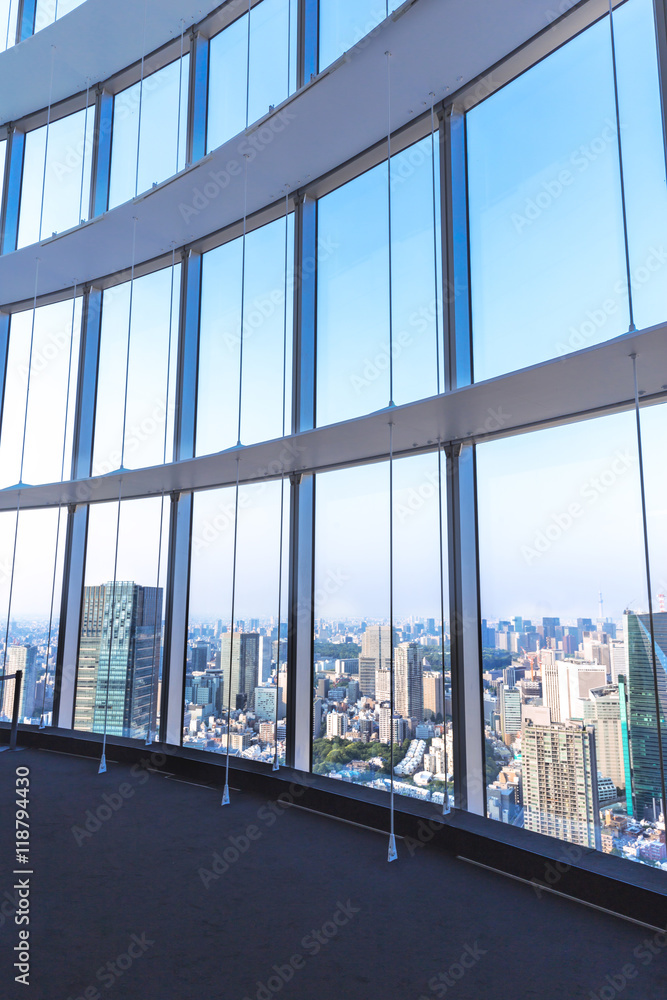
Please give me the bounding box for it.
[220,632,260,711]
[423,671,444,719]
[358,625,398,698]
[499,683,522,744]
[582,685,625,790]
[1,644,38,721]
[522,720,601,850]
[394,642,423,729]
[74,582,163,738]
[624,611,667,819]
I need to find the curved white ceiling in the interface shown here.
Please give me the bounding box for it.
[0,0,610,307]
[0,0,222,126]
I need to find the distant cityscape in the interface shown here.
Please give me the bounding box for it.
[2,588,666,871]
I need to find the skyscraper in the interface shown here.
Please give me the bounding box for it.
[423,670,444,719]
[582,685,625,790]
[394,642,423,729]
[624,611,667,819]
[220,632,260,712]
[1,645,38,721]
[522,720,601,850]
[358,625,398,698]
[74,582,163,738]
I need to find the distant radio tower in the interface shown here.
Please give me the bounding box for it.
[598,591,604,621]
[659,594,666,614]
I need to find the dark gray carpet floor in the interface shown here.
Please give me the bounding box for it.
[0,748,666,1000]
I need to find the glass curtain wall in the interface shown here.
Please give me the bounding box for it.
[318,0,403,70]
[108,56,189,209]
[0,297,82,488]
[73,497,169,741]
[207,0,298,153]
[196,215,294,455]
[17,108,95,247]
[467,0,667,382]
[185,481,290,765]
[92,265,180,476]
[317,135,442,426]
[313,453,452,806]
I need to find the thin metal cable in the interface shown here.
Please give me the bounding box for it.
[437,444,449,813]
[134,0,149,198]
[119,217,138,471]
[631,354,666,820]
[99,478,123,773]
[176,19,184,172]
[430,95,442,396]
[245,0,251,130]
[236,155,249,447]
[386,50,394,408]
[608,0,636,332]
[78,80,90,225]
[222,456,241,805]
[38,46,56,242]
[388,420,397,861]
[145,247,177,745]
[272,194,290,772]
[39,281,78,728]
[18,259,41,486]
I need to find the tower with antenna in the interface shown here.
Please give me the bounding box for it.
[598,591,604,623]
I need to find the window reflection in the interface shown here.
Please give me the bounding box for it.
[318,0,402,70]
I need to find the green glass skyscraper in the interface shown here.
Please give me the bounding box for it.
[624,611,667,820]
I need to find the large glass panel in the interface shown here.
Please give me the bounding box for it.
[196,215,294,456]
[92,266,180,475]
[0,297,82,488]
[185,481,289,764]
[476,411,667,869]
[34,0,86,33]
[207,0,297,153]
[108,56,189,209]
[0,0,18,53]
[0,507,67,727]
[313,454,452,806]
[613,0,667,332]
[0,137,6,228]
[73,497,169,741]
[468,14,640,381]
[17,108,95,247]
[317,135,442,427]
[318,0,402,70]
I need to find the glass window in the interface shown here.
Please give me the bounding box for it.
[185,480,290,764]
[317,135,442,427]
[467,3,667,381]
[1,0,18,52]
[0,137,6,218]
[196,215,294,456]
[17,107,95,247]
[34,0,86,33]
[313,453,452,807]
[0,507,67,727]
[207,0,297,153]
[108,56,189,210]
[73,497,169,740]
[318,0,402,70]
[475,411,667,865]
[0,297,82,489]
[92,265,180,476]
